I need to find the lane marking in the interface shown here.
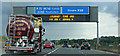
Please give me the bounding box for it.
[82,52,84,54]
[47,48,59,54]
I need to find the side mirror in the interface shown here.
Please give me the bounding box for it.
[43,29,45,32]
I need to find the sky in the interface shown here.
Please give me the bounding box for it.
[1,0,119,2]
[0,2,2,36]
[0,2,119,40]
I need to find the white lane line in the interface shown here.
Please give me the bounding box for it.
[82,52,84,54]
[79,51,84,54]
[47,48,59,54]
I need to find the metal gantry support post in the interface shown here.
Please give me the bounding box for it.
[97,21,99,44]
[96,21,99,49]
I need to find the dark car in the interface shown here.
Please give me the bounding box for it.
[51,42,55,48]
[43,41,52,49]
[72,43,79,48]
[81,42,90,50]
[62,43,69,48]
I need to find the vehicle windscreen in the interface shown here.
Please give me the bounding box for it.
[73,43,78,45]
[64,43,68,46]
[45,42,51,44]
[82,42,89,45]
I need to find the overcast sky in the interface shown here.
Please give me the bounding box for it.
[0,2,119,40]
[1,0,120,2]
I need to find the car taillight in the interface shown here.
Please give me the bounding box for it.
[50,44,52,46]
[82,44,84,46]
[88,45,90,46]
[5,47,9,49]
[44,44,45,46]
[28,48,33,50]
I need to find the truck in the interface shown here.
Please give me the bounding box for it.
[4,15,45,54]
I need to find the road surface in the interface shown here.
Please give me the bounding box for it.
[1,47,119,56]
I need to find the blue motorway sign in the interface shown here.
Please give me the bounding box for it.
[34,7,89,14]
[35,7,61,14]
[62,7,89,14]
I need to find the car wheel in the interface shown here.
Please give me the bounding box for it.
[40,46,42,52]
[88,48,91,50]
[67,46,69,48]
[43,47,45,49]
[33,48,37,54]
[51,47,52,49]
[81,48,83,50]
[37,49,40,53]
[53,46,55,48]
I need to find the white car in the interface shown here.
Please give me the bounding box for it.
[109,44,113,47]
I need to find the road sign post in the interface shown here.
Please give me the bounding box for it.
[96,21,100,49]
[97,22,99,44]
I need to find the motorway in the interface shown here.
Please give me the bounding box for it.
[1,47,120,56]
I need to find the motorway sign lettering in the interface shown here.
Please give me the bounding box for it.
[34,7,89,14]
[62,7,89,14]
[35,7,61,14]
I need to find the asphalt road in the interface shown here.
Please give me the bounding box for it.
[1,47,120,56]
[3,47,119,56]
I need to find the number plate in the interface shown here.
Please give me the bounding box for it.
[46,46,50,47]
[85,47,88,49]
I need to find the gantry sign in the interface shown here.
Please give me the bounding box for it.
[13,6,99,44]
[25,6,98,22]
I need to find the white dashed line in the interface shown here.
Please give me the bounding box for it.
[47,48,59,54]
[82,52,84,54]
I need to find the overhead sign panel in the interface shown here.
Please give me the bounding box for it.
[35,7,61,14]
[25,6,98,22]
[34,7,89,14]
[62,7,89,14]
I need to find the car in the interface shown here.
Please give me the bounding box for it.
[43,41,52,49]
[68,45,71,48]
[109,44,113,47]
[81,42,91,50]
[62,43,69,48]
[51,42,55,48]
[117,43,120,46]
[72,43,79,48]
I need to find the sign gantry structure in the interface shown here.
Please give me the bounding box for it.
[13,6,99,44]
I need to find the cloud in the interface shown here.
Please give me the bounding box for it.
[99,12,118,36]
[42,12,118,40]
[1,2,118,40]
[0,2,2,36]
[102,6,108,12]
